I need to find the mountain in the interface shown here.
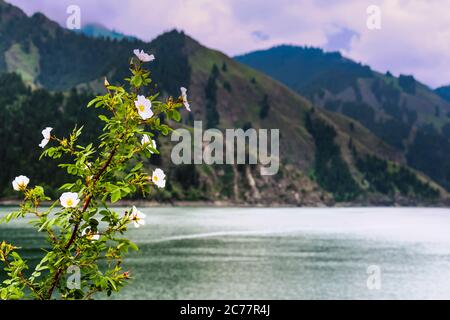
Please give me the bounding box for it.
[236,45,373,97]
[0,0,446,205]
[77,23,137,41]
[236,45,450,192]
[436,85,450,103]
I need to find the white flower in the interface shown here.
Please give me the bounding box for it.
[12,175,30,191]
[42,127,52,140]
[133,49,155,63]
[134,95,153,120]
[141,135,157,154]
[60,192,80,208]
[91,234,101,241]
[81,228,100,241]
[180,87,191,112]
[130,206,146,228]
[39,127,53,148]
[84,161,92,171]
[151,168,166,189]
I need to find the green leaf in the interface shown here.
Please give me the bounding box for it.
[128,241,139,251]
[111,190,122,203]
[172,110,181,122]
[98,115,109,122]
[99,210,109,216]
[131,163,143,172]
[87,96,103,108]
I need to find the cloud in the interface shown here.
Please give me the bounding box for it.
[251,31,270,42]
[325,28,359,52]
[6,0,450,87]
[344,0,450,88]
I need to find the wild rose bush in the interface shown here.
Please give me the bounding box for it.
[0,50,190,300]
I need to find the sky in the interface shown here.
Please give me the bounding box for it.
[6,0,450,88]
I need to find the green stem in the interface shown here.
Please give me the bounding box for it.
[45,146,118,299]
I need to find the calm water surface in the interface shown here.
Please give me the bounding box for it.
[1,207,450,299]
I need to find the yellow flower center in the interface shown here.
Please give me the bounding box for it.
[138,105,145,112]
[66,199,73,207]
[153,176,158,182]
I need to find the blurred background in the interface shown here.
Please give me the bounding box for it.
[1,0,450,205]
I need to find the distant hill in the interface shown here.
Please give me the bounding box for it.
[76,23,137,41]
[236,45,373,96]
[0,0,446,205]
[435,85,450,103]
[236,45,450,192]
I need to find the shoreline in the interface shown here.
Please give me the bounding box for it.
[0,199,448,208]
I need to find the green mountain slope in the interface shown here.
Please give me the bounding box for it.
[236,45,450,191]
[0,0,445,205]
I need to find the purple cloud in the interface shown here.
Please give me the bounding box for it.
[325,28,359,53]
[251,31,270,42]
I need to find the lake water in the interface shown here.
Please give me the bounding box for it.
[1,207,450,299]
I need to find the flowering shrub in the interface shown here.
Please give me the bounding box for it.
[0,50,190,300]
